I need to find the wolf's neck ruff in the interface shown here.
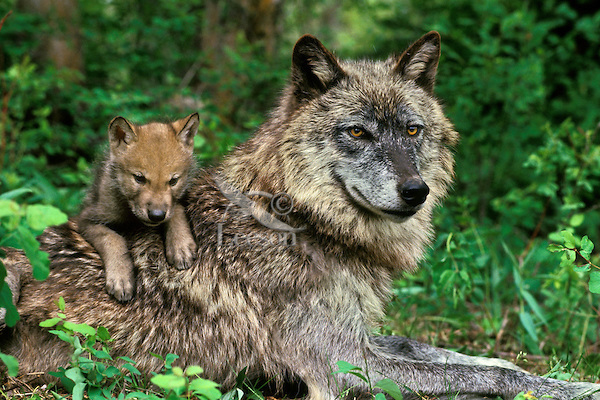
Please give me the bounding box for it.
[218,33,456,272]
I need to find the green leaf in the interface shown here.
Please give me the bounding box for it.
[150,374,187,391]
[519,311,538,343]
[375,378,404,400]
[560,249,576,268]
[49,329,74,344]
[104,365,120,378]
[589,271,600,294]
[374,393,387,400]
[189,377,222,400]
[57,296,66,312]
[221,388,244,400]
[72,382,86,400]
[334,360,361,374]
[0,353,19,376]
[0,283,19,327]
[459,269,469,283]
[88,387,105,400]
[90,349,112,360]
[580,236,594,259]
[96,326,111,341]
[569,213,584,227]
[573,263,591,273]
[0,199,19,219]
[546,244,564,253]
[164,353,179,368]
[65,366,86,384]
[25,204,67,232]
[521,290,547,325]
[0,188,33,200]
[63,321,96,336]
[119,356,137,364]
[561,230,577,248]
[15,225,50,280]
[40,317,63,328]
[439,269,455,289]
[185,365,204,376]
[122,362,141,376]
[333,360,368,383]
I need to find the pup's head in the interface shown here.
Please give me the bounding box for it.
[108,113,198,226]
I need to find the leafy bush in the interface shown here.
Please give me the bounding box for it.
[0,189,67,321]
[40,298,222,400]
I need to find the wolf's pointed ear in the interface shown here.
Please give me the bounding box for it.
[291,35,346,102]
[393,31,441,93]
[176,112,199,149]
[108,116,137,148]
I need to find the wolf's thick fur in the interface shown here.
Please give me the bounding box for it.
[78,114,199,301]
[1,33,599,400]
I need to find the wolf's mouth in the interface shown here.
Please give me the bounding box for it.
[380,209,417,218]
[347,185,418,222]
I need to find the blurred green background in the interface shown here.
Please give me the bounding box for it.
[1,0,599,379]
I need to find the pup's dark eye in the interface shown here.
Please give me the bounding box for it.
[169,176,180,186]
[133,173,146,184]
[407,125,421,136]
[349,128,366,138]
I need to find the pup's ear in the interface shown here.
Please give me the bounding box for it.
[108,116,137,148]
[176,112,199,149]
[291,35,347,102]
[393,31,441,94]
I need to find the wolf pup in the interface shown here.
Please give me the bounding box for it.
[2,33,600,400]
[78,114,199,301]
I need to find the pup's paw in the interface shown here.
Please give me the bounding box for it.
[166,230,197,270]
[105,267,135,302]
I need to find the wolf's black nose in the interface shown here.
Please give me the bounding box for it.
[400,180,429,207]
[148,209,167,223]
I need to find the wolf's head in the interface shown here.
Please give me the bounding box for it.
[222,32,458,269]
[107,113,198,226]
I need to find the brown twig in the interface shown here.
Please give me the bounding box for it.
[0,10,12,31]
[493,308,511,354]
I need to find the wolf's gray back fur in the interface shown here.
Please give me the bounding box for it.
[1,32,599,400]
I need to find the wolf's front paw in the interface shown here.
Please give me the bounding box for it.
[106,267,135,302]
[166,229,197,270]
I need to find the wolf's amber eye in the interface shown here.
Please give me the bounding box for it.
[407,126,420,136]
[349,128,365,138]
[169,176,180,186]
[133,173,146,184]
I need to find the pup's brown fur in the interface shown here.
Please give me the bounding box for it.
[1,33,599,399]
[78,114,199,301]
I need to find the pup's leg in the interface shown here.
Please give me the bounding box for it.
[81,224,134,301]
[165,204,197,270]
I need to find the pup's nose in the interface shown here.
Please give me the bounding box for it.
[399,180,429,207]
[148,209,166,223]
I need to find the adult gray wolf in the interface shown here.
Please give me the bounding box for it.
[1,32,599,400]
[78,113,199,301]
